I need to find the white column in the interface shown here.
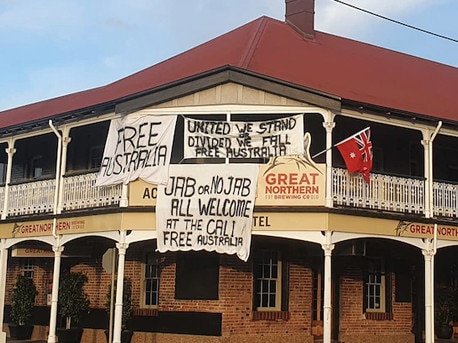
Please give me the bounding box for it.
[57,130,71,214]
[422,240,435,343]
[323,121,335,208]
[113,241,129,343]
[47,243,64,343]
[421,139,431,218]
[2,144,16,220]
[321,231,334,343]
[0,239,9,343]
[120,184,129,207]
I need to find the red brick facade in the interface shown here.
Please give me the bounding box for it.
[3,239,416,343]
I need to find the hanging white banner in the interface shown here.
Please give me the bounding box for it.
[156,164,259,261]
[184,114,304,159]
[95,115,177,186]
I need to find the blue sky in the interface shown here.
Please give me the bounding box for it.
[0,0,456,111]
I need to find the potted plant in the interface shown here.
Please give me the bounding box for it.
[57,271,91,343]
[8,275,37,340]
[435,286,458,339]
[105,278,134,343]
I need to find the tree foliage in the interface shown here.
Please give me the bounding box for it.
[10,275,37,325]
[58,271,90,329]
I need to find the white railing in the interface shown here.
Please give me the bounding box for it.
[1,170,457,219]
[62,172,123,210]
[332,168,425,214]
[433,181,458,218]
[0,186,5,217]
[8,179,56,216]
[4,173,123,216]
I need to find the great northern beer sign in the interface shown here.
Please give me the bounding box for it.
[256,155,325,206]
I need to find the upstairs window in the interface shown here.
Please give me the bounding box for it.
[0,163,6,185]
[88,145,104,170]
[29,155,43,179]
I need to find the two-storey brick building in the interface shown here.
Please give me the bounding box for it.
[0,1,457,343]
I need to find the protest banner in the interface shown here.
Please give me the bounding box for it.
[95,115,177,186]
[184,114,304,159]
[156,164,259,261]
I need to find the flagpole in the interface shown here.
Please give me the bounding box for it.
[311,146,333,159]
[334,126,370,146]
[311,127,370,159]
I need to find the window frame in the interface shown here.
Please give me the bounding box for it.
[141,252,160,308]
[364,258,386,313]
[88,145,104,170]
[21,258,35,280]
[28,155,43,179]
[253,250,282,312]
[312,266,324,321]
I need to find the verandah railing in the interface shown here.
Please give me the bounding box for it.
[0,169,456,219]
[332,168,425,215]
[7,179,55,216]
[433,181,458,218]
[3,172,122,216]
[62,172,122,211]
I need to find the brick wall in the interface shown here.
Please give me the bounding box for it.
[124,245,314,340]
[4,242,415,343]
[338,262,414,343]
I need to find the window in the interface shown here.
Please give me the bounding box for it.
[0,163,6,185]
[21,259,34,280]
[29,155,43,179]
[364,259,386,312]
[143,252,160,307]
[88,145,104,170]
[175,252,219,300]
[254,250,282,311]
[312,267,324,321]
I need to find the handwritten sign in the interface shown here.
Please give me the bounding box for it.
[184,115,304,159]
[156,164,259,261]
[95,115,177,186]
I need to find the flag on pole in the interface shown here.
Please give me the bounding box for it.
[336,127,373,184]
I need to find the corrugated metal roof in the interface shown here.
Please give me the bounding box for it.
[1,16,456,129]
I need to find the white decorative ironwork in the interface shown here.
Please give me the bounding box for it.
[62,172,122,210]
[332,168,425,214]
[433,181,457,218]
[8,179,55,216]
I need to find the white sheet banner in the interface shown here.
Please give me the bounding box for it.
[95,115,177,186]
[184,114,304,159]
[156,164,259,261]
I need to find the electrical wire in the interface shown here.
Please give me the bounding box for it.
[332,0,458,43]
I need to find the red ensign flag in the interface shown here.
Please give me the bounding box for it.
[336,127,373,184]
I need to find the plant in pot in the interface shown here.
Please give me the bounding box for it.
[8,274,38,340]
[435,286,458,339]
[57,271,90,343]
[105,278,134,343]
